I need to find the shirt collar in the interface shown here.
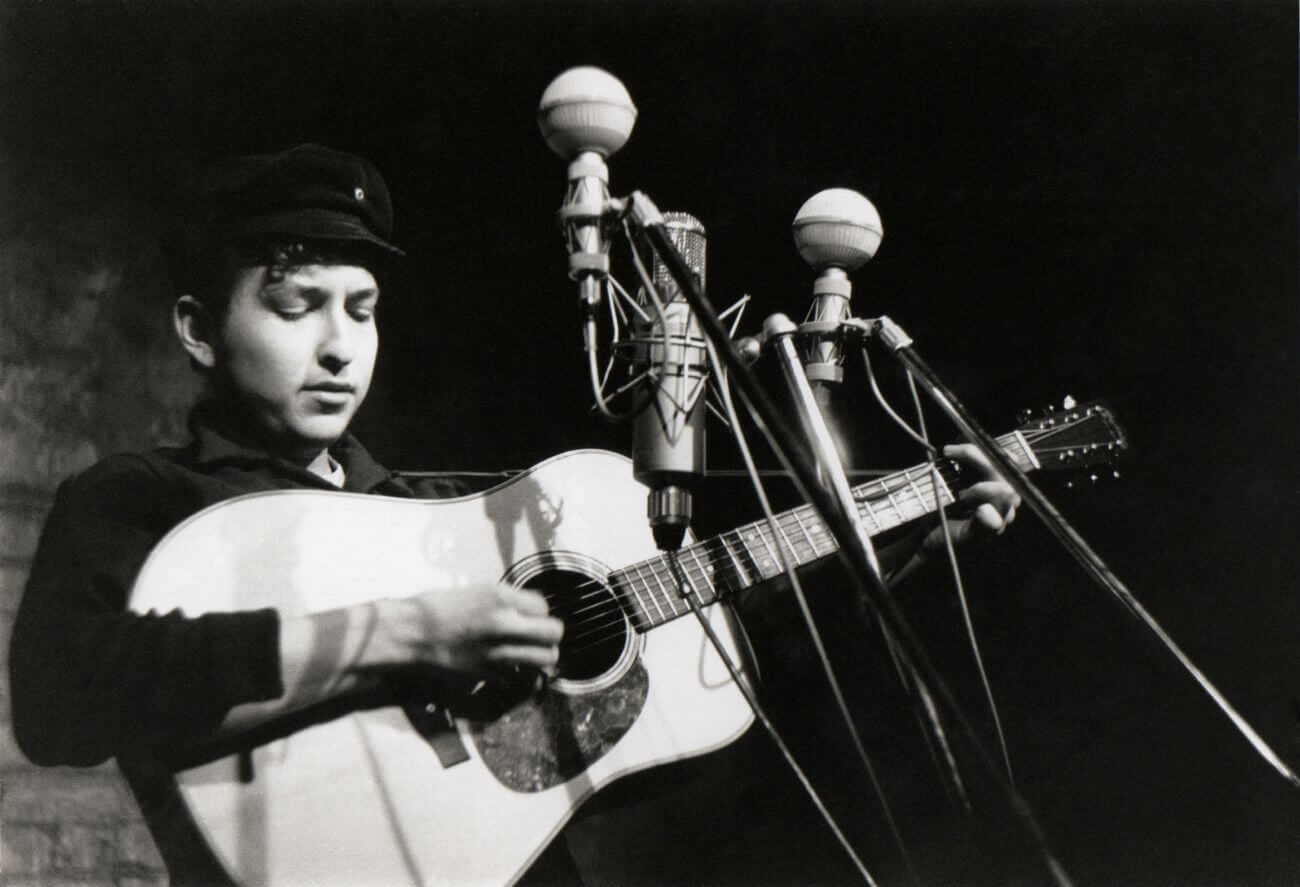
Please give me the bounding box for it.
[186,399,397,493]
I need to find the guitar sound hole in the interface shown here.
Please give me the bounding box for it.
[522,569,628,682]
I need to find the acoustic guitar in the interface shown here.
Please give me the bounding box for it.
[129,401,1125,885]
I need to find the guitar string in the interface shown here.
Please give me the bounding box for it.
[540,420,1114,657]
[598,453,962,600]
[547,467,964,654]
[552,457,969,647]
[608,417,1090,615]
[562,469,1097,655]
[555,491,966,652]
[566,454,962,613]
[549,474,946,646]
[550,421,1050,618]
[543,458,970,651]
[538,469,946,633]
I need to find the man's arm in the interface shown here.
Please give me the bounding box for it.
[216,583,562,737]
[9,457,562,766]
[9,461,288,766]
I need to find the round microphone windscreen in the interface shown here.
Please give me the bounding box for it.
[538,67,638,159]
[792,188,883,271]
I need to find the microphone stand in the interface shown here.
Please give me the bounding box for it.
[623,190,1074,884]
[626,190,891,611]
[762,313,883,580]
[870,315,1300,789]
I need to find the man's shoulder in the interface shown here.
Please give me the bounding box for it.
[51,445,241,526]
[61,445,193,493]
[36,447,211,544]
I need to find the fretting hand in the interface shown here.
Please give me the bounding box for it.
[922,443,1021,552]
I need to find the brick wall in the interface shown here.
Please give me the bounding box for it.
[1,160,198,884]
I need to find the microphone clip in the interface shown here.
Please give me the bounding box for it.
[623,190,664,230]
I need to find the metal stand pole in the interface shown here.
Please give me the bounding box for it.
[877,317,1300,789]
[626,191,1075,884]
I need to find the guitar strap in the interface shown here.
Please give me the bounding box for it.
[403,701,471,768]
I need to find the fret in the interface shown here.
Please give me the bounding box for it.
[633,561,669,623]
[882,484,906,528]
[654,560,684,616]
[857,494,883,534]
[655,556,686,611]
[1004,431,1039,471]
[702,541,742,599]
[719,530,753,587]
[903,467,935,521]
[684,546,716,604]
[898,476,923,523]
[934,470,954,508]
[615,568,654,631]
[866,462,955,520]
[858,478,885,507]
[914,470,937,519]
[754,523,784,577]
[736,523,778,579]
[771,518,801,568]
[794,514,822,562]
[799,508,833,556]
[634,561,666,624]
[789,508,820,561]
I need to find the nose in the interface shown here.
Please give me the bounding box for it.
[318,305,355,373]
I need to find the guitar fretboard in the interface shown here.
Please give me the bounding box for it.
[609,432,1036,631]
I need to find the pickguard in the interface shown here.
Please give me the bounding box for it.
[472,556,649,792]
[470,663,649,793]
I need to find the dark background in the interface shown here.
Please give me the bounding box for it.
[2,1,1296,884]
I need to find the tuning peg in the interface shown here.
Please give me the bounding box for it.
[1062,394,1077,409]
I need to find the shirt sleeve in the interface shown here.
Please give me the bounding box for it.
[8,457,284,768]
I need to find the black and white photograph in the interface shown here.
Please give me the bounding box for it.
[1,1,1296,884]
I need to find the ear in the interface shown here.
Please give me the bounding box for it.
[174,295,218,369]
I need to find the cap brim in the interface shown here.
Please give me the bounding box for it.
[240,208,405,258]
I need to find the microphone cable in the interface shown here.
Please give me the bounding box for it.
[699,331,922,885]
[859,343,1018,792]
[621,229,911,882]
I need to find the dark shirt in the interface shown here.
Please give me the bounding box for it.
[8,401,466,883]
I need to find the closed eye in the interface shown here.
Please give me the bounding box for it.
[347,291,379,322]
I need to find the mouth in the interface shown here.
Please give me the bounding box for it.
[303,383,355,408]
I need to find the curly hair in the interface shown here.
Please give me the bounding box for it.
[179,237,392,318]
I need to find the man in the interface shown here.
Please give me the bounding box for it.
[8,144,568,882]
[8,143,1018,884]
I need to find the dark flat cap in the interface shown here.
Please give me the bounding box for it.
[185,143,404,258]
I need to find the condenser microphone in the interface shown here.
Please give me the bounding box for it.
[538,67,638,315]
[791,188,883,400]
[632,212,708,551]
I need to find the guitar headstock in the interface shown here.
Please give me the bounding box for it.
[1016,397,1129,480]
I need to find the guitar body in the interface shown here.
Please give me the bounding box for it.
[129,450,755,886]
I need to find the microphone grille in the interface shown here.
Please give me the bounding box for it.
[652,212,706,297]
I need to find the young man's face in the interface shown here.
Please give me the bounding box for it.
[214,263,379,460]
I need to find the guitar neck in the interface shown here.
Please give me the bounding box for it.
[610,431,1038,631]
